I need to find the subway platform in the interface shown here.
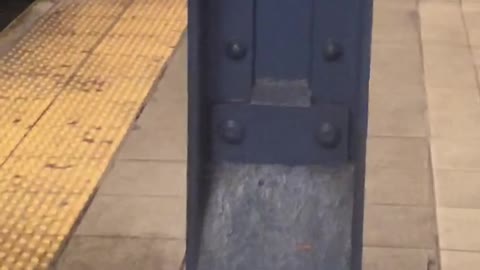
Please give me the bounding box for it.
[1,0,480,269]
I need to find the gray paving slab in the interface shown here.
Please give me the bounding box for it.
[372,2,419,43]
[368,86,428,137]
[55,236,184,270]
[366,137,430,169]
[363,247,438,270]
[365,167,433,206]
[75,195,186,238]
[98,161,186,197]
[364,205,437,249]
[369,42,424,88]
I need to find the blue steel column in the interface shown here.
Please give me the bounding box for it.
[187,0,373,269]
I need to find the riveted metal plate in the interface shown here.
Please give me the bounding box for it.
[211,104,349,165]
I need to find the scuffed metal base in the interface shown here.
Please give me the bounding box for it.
[198,163,355,270]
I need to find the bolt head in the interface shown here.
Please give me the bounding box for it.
[323,40,343,62]
[219,120,245,144]
[316,122,340,149]
[226,42,247,60]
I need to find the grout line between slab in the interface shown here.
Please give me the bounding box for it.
[67,234,186,241]
[115,158,187,163]
[415,0,443,268]
[96,193,186,199]
[441,248,480,253]
[460,0,480,95]
[364,244,436,251]
[366,202,434,207]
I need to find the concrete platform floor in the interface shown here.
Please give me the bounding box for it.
[53,36,188,270]
[53,0,480,269]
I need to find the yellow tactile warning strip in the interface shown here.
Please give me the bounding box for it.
[0,0,186,268]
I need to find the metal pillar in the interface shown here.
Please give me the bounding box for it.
[187,0,373,269]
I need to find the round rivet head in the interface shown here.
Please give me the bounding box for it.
[323,39,343,62]
[316,122,341,148]
[226,41,247,60]
[219,120,245,144]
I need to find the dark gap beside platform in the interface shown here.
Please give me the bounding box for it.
[1,0,35,30]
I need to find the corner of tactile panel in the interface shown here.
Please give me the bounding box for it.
[0,0,57,56]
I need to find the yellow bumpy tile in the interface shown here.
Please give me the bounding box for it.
[0,0,187,268]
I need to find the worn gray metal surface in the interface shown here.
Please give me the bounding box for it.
[198,163,354,270]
